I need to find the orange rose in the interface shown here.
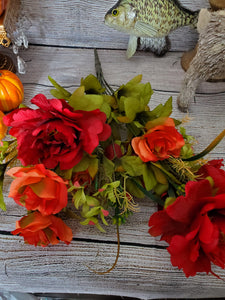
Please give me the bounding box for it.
[7,164,68,215]
[132,118,185,162]
[12,212,73,247]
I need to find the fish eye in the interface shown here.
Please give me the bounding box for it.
[112,9,119,16]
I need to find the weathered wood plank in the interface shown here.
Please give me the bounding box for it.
[21,47,225,95]
[1,45,225,242]
[22,0,209,51]
[1,45,225,298]
[20,46,225,148]
[0,234,225,298]
[1,152,224,245]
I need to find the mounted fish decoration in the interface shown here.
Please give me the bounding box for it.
[105,0,199,58]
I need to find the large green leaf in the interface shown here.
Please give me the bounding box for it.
[73,155,90,173]
[124,97,141,122]
[48,76,71,100]
[145,97,173,120]
[121,156,145,177]
[69,86,103,111]
[143,165,157,191]
[80,74,105,94]
[73,188,86,209]
[103,156,115,180]
[126,178,145,198]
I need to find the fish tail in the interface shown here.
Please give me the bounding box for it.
[188,10,200,28]
[175,0,200,28]
[178,9,199,28]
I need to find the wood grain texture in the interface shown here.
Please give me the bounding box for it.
[22,0,210,51]
[0,45,225,298]
[20,46,225,150]
[1,235,225,299]
[1,0,225,295]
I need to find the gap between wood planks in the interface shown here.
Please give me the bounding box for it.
[0,230,166,250]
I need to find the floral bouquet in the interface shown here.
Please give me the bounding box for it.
[1,50,225,278]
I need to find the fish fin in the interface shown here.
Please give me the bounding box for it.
[126,35,137,59]
[138,36,171,57]
[135,21,158,37]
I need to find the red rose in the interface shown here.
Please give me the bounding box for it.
[72,169,92,187]
[7,164,68,216]
[132,118,185,162]
[12,212,73,247]
[4,94,111,170]
[149,164,225,277]
[104,143,123,160]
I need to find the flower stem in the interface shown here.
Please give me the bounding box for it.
[94,49,114,95]
[86,223,120,275]
[184,129,225,162]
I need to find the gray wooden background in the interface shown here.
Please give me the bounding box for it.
[1,0,225,299]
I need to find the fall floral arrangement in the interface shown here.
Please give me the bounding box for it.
[1,51,225,279]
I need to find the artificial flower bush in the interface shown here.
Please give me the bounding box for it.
[149,160,225,277]
[1,51,225,277]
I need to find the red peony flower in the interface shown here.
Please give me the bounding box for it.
[149,162,225,277]
[4,94,111,170]
[7,164,68,216]
[12,212,73,247]
[132,118,185,162]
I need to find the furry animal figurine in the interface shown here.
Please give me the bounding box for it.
[177,8,225,112]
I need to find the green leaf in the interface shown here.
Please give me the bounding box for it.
[128,74,143,85]
[143,165,157,191]
[86,195,100,206]
[151,165,168,185]
[126,123,142,137]
[159,97,173,117]
[73,155,99,179]
[73,189,86,209]
[130,178,164,205]
[100,102,111,118]
[55,167,73,180]
[0,186,6,211]
[88,157,99,179]
[48,76,71,100]
[124,96,141,122]
[81,203,90,215]
[133,121,144,129]
[84,206,101,218]
[73,155,90,173]
[145,97,173,120]
[100,211,109,226]
[95,222,106,233]
[103,156,115,180]
[80,74,105,94]
[154,183,169,196]
[121,156,145,177]
[126,178,145,198]
[69,86,103,111]
[95,181,120,203]
[80,217,106,232]
[115,76,153,122]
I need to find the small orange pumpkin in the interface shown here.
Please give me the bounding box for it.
[0,110,7,140]
[0,70,24,112]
